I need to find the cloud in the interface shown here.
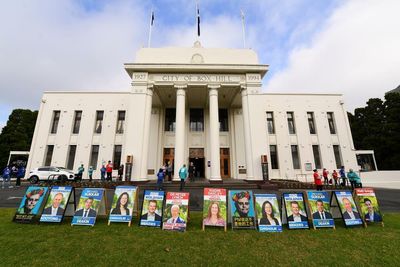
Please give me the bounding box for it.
[265,0,400,112]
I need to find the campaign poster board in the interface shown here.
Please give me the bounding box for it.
[333,191,363,227]
[162,192,189,232]
[254,194,282,232]
[306,191,335,229]
[139,190,164,228]
[40,186,73,223]
[202,188,227,231]
[354,188,383,226]
[71,188,105,226]
[108,186,137,226]
[14,186,49,223]
[282,193,309,229]
[229,190,256,230]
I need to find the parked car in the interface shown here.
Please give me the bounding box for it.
[28,166,75,184]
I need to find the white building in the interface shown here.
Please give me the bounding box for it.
[26,42,359,181]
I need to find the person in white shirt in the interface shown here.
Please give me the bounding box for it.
[42,192,65,216]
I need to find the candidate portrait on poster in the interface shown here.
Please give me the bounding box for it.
[255,194,282,232]
[162,192,189,231]
[203,188,226,227]
[283,193,309,229]
[307,191,334,228]
[72,188,104,226]
[16,186,48,215]
[229,190,256,229]
[40,186,72,223]
[140,190,164,227]
[355,188,382,223]
[335,191,362,226]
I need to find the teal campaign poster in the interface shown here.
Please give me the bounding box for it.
[254,194,282,232]
[307,191,335,228]
[72,188,104,226]
[283,193,309,229]
[229,190,256,229]
[109,186,137,223]
[14,186,48,223]
[40,186,73,223]
[334,191,363,226]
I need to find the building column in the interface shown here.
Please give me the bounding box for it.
[140,84,154,180]
[241,85,254,180]
[173,85,187,181]
[209,85,222,181]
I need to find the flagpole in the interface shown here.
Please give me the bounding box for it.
[148,8,154,48]
[241,10,246,48]
[196,1,200,40]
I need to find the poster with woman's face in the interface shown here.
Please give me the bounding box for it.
[254,194,282,232]
[229,190,256,229]
[355,188,383,223]
[203,188,227,227]
[334,191,363,226]
[109,186,137,223]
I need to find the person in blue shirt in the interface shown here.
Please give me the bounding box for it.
[100,165,106,182]
[339,166,347,186]
[16,166,25,187]
[2,166,11,189]
[157,168,165,190]
[179,164,188,191]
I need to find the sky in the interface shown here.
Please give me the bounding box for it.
[0,0,399,130]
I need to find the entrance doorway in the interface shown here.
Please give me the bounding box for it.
[163,148,174,181]
[220,148,230,178]
[189,148,205,178]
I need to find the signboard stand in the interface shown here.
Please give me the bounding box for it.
[108,186,137,227]
[202,188,227,232]
[13,186,49,224]
[305,191,335,230]
[330,191,363,228]
[39,186,75,224]
[64,188,77,218]
[139,190,165,228]
[282,192,310,230]
[71,188,106,227]
[354,188,384,228]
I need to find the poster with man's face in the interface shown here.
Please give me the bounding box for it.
[254,194,282,232]
[40,186,72,223]
[283,193,309,229]
[334,191,363,226]
[140,190,164,227]
[109,186,137,223]
[354,188,383,223]
[229,190,256,229]
[162,192,189,232]
[14,186,48,223]
[307,191,335,228]
[71,188,104,226]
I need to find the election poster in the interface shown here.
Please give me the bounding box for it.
[283,193,309,229]
[140,190,164,227]
[40,186,73,223]
[229,190,256,229]
[71,188,105,226]
[334,191,363,227]
[108,186,137,226]
[202,188,227,230]
[306,191,335,229]
[254,194,282,232]
[162,192,190,232]
[354,188,383,225]
[14,186,49,223]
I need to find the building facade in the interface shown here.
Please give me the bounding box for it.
[26,42,359,181]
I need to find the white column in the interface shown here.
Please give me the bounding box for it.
[173,85,187,181]
[140,85,153,180]
[241,86,254,180]
[209,85,222,180]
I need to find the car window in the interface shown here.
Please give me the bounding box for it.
[39,167,50,171]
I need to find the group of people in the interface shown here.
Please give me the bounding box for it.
[156,163,190,191]
[75,161,124,182]
[313,166,362,191]
[2,165,26,189]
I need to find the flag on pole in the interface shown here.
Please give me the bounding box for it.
[148,9,155,47]
[240,9,246,48]
[151,11,155,26]
[197,3,200,36]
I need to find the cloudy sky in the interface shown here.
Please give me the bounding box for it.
[0,0,399,129]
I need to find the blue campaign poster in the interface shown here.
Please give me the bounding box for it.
[108,186,137,223]
[307,191,335,228]
[254,194,282,232]
[229,190,256,229]
[334,191,363,226]
[140,190,164,227]
[283,193,309,229]
[71,188,104,226]
[15,186,48,220]
[40,186,73,223]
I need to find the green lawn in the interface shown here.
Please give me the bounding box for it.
[0,209,399,266]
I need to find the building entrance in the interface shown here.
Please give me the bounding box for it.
[220,148,230,178]
[163,148,174,181]
[189,148,205,179]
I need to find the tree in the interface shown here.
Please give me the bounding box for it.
[0,109,38,168]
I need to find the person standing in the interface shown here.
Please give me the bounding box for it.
[100,165,106,182]
[11,165,18,178]
[166,161,172,181]
[179,164,188,191]
[118,164,124,181]
[77,164,85,181]
[106,161,113,181]
[347,169,361,190]
[332,170,339,187]
[188,162,195,182]
[339,166,347,186]
[157,168,165,191]
[16,166,25,187]
[313,169,323,191]
[88,166,94,182]
[2,166,11,189]
[322,168,329,185]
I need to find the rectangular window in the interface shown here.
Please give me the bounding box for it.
[89,145,99,169]
[287,112,296,134]
[94,111,104,134]
[50,111,61,134]
[266,112,275,134]
[219,109,229,131]
[312,145,322,169]
[307,112,316,134]
[116,111,126,134]
[270,145,279,169]
[291,145,300,169]
[72,111,82,134]
[66,145,77,170]
[327,112,336,134]
[113,145,122,170]
[164,108,176,132]
[44,145,54,166]
[189,109,204,132]
[333,145,342,169]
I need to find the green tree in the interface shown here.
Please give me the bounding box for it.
[0,109,38,168]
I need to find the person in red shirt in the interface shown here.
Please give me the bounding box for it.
[332,170,339,187]
[322,168,329,185]
[313,169,323,191]
[106,161,113,181]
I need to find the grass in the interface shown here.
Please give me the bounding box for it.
[0,209,399,266]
